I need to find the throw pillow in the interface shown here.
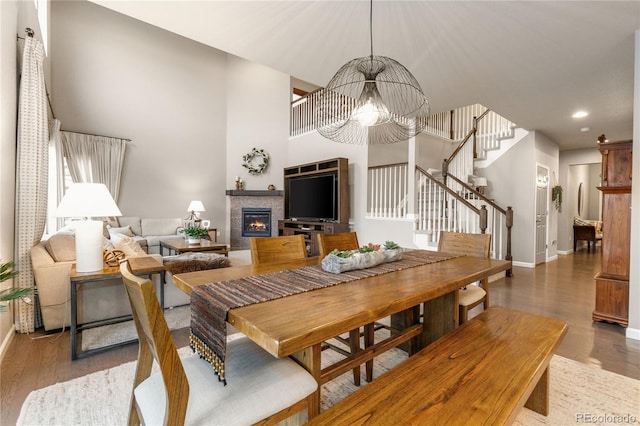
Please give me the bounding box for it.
[44,233,76,262]
[574,217,592,226]
[163,253,230,274]
[107,225,135,239]
[110,233,147,257]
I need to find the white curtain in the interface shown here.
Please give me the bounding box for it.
[60,132,127,201]
[15,36,49,333]
[47,119,65,232]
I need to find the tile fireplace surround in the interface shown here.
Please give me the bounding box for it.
[226,190,284,250]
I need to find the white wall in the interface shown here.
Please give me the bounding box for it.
[50,1,230,240]
[225,55,290,191]
[627,29,640,340]
[568,164,590,222]
[480,132,535,264]
[586,164,601,220]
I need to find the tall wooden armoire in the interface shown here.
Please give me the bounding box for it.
[593,138,632,327]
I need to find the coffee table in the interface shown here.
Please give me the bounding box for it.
[160,238,228,257]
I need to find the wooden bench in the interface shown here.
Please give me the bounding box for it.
[307,306,567,425]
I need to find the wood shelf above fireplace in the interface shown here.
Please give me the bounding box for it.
[226,190,283,196]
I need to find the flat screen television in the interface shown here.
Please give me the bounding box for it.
[287,174,337,221]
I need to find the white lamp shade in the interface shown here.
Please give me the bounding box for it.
[473,177,488,187]
[56,183,122,218]
[55,183,121,272]
[187,200,205,212]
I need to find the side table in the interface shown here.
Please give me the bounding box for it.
[70,256,165,360]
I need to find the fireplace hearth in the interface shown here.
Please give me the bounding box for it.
[242,208,272,237]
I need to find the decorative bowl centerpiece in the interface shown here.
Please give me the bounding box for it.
[321,241,403,274]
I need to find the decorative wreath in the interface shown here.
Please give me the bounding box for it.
[242,148,269,175]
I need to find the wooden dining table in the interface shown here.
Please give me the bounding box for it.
[173,253,512,417]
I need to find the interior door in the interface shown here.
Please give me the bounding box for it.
[535,165,549,264]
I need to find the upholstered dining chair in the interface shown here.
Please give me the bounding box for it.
[250,234,307,265]
[437,231,492,324]
[119,261,317,426]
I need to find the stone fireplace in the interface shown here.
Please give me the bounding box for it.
[227,190,284,250]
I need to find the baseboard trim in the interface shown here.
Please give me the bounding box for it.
[626,327,640,341]
[0,323,16,364]
[557,249,573,255]
[512,261,535,268]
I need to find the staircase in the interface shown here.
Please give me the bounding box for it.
[290,93,518,266]
[366,104,517,265]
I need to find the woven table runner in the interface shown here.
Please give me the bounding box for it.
[190,250,458,383]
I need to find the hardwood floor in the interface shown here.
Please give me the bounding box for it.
[2,249,639,425]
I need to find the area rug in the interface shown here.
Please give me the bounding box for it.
[18,333,639,426]
[80,305,190,351]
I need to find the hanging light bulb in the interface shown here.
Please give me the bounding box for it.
[351,64,391,127]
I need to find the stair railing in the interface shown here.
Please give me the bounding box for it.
[415,166,484,238]
[441,171,513,269]
[366,163,512,273]
[367,162,410,218]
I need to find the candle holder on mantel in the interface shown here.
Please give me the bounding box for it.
[235,178,245,191]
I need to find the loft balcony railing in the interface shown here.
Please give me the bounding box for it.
[291,87,515,147]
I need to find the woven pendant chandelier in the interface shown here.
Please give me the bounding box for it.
[317,0,430,145]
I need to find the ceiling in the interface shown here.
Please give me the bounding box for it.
[92,1,640,151]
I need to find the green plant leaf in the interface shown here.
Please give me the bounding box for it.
[0,261,18,283]
[0,287,32,302]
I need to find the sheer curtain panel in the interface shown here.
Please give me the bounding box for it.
[48,119,65,233]
[61,132,127,201]
[14,36,49,333]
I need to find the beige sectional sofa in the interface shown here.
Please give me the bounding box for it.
[31,217,190,331]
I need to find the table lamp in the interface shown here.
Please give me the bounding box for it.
[186,200,205,223]
[472,177,488,195]
[56,183,122,272]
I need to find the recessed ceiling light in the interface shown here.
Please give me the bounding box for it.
[580,127,590,132]
[572,111,588,118]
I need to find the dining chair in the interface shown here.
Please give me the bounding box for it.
[250,234,307,264]
[317,232,359,257]
[252,234,364,386]
[437,231,492,324]
[119,261,317,426]
[318,232,394,384]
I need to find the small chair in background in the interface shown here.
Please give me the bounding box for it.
[249,234,307,265]
[119,261,317,425]
[437,231,492,324]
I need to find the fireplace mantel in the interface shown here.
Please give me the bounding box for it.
[226,190,283,197]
